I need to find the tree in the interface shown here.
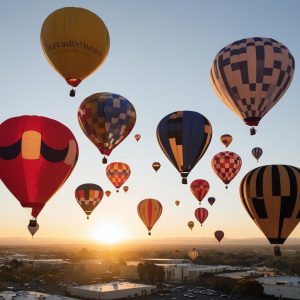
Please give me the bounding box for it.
[156,266,165,283]
[146,263,157,284]
[137,263,146,282]
[236,279,264,297]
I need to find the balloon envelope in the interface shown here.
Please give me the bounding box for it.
[252,147,263,162]
[175,200,180,206]
[190,179,210,204]
[0,115,78,218]
[78,93,136,163]
[137,198,162,235]
[187,221,194,230]
[240,165,300,245]
[195,208,209,226]
[106,162,131,190]
[157,111,212,184]
[215,230,224,243]
[135,134,141,142]
[211,37,295,131]
[41,7,110,91]
[208,197,216,206]
[152,162,161,172]
[123,186,129,192]
[75,183,104,218]
[220,134,232,148]
[212,151,242,188]
[188,248,199,261]
[105,190,111,197]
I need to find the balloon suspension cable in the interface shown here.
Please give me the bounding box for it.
[102,156,107,164]
[250,127,256,135]
[148,231,151,236]
[69,89,76,97]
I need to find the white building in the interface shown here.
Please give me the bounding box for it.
[257,276,300,300]
[67,281,157,300]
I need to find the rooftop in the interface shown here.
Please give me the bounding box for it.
[257,276,300,286]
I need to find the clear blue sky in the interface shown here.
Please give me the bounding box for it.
[0,1,299,243]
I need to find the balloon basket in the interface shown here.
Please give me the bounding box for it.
[250,127,256,135]
[182,178,187,184]
[69,89,76,97]
[102,157,107,164]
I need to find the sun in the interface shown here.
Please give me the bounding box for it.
[89,222,128,244]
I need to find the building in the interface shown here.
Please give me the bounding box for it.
[139,258,189,264]
[32,259,71,270]
[257,276,300,300]
[0,291,76,300]
[67,282,157,300]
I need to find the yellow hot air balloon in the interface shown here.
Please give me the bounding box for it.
[41,7,110,96]
[137,199,163,235]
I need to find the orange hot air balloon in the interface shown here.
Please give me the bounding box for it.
[41,7,110,97]
[75,183,104,219]
[0,115,78,219]
[106,162,130,192]
[188,248,199,261]
[212,151,242,188]
[123,186,129,193]
[220,134,232,148]
[195,208,208,226]
[175,200,180,206]
[152,162,161,172]
[188,221,194,230]
[190,179,210,204]
[135,134,141,142]
[214,230,224,243]
[137,198,163,235]
[174,249,180,256]
[105,190,111,197]
[78,93,136,164]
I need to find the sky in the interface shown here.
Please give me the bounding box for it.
[0,0,300,244]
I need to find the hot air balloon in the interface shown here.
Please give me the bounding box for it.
[106,162,131,192]
[240,165,300,256]
[190,179,210,205]
[135,134,141,142]
[212,151,242,188]
[0,116,78,218]
[187,248,199,261]
[211,37,295,135]
[105,190,111,197]
[123,186,129,193]
[75,184,104,219]
[208,197,216,206]
[175,200,180,206]
[27,219,39,238]
[78,93,136,164]
[152,162,161,172]
[214,230,224,243]
[188,221,194,230]
[137,198,162,235]
[195,208,208,226]
[41,7,110,97]
[252,147,263,162]
[157,111,212,184]
[220,134,232,148]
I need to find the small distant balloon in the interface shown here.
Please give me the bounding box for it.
[135,134,141,142]
[105,190,111,197]
[188,221,194,230]
[195,208,208,226]
[123,186,129,193]
[188,248,199,261]
[252,147,263,162]
[208,197,216,206]
[220,134,232,148]
[175,200,180,206]
[190,179,210,205]
[152,162,161,172]
[106,162,131,192]
[215,230,224,243]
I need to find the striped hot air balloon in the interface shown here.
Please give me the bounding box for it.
[188,221,194,230]
[211,37,295,135]
[220,134,232,148]
[106,162,131,192]
[195,208,209,226]
[252,147,263,162]
[137,198,163,235]
[188,248,199,261]
[152,162,161,172]
[240,165,300,255]
[212,151,242,188]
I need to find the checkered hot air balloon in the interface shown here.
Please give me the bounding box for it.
[240,165,300,256]
[190,179,210,205]
[75,183,104,219]
[195,207,209,226]
[252,147,263,162]
[212,151,242,188]
[157,111,212,184]
[211,37,295,135]
[106,162,131,192]
[78,93,136,164]
[175,200,180,206]
[137,198,163,235]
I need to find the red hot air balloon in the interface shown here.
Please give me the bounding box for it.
[137,198,163,235]
[212,151,242,188]
[195,208,208,226]
[123,186,129,193]
[252,147,263,162]
[220,134,232,148]
[105,190,111,197]
[208,197,215,206]
[135,134,141,142]
[175,200,180,206]
[190,179,210,205]
[0,116,78,218]
[106,162,130,192]
[214,230,224,243]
